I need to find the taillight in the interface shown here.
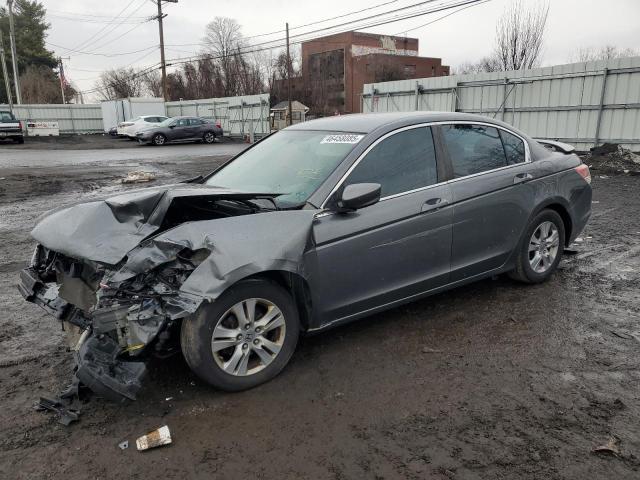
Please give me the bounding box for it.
[215,121,221,128]
[18,120,22,130]
[575,163,591,184]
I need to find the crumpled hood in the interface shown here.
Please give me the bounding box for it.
[30,184,281,265]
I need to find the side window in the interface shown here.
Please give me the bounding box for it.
[345,127,438,198]
[500,130,526,165]
[190,118,204,126]
[441,124,507,178]
[176,119,189,127]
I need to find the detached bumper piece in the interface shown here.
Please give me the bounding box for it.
[18,268,70,319]
[76,334,146,404]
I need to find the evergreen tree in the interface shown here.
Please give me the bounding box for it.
[0,0,57,103]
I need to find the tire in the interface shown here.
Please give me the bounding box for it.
[152,133,167,146]
[181,279,300,391]
[203,131,216,144]
[509,209,565,284]
[14,137,24,144]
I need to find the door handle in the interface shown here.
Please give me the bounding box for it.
[422,197,449,212]
[513,172,533,184]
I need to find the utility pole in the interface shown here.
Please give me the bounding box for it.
[286,22,292,126]
[57,57,70,104]
[0,34,13,112]
[7,0,21,104]
[156,0,178,101]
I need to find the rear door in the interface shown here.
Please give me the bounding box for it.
[188,118,206,139]
[438,123,534,282]
[170,118,191,140]
[310,126,453,323]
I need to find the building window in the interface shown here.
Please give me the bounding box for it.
[403,65,416,76]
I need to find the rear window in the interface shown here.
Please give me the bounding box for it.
[500,130,526,165]
[1,111,16,122]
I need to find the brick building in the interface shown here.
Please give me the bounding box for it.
[278,31,449,115]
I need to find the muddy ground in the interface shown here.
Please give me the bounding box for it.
[0,151,638,479]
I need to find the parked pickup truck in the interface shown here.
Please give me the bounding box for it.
[0,110,24,143]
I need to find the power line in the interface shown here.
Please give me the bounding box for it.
[47,13,149,24]
[165,0,437,50]
[46,42,158,57]
[75,0,489,96]
[71,0,144,52]
[47,8,149,19]
[165,0,483,67]
[84,19,153,52]
[394,0,491,34]
[79,0,151,52]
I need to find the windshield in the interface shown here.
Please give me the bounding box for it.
[1,111,16,122]
[206,130,364,207]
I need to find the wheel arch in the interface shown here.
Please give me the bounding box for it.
[217,270,313,332]
[532,199,573,246]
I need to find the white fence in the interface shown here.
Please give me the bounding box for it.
[166,94,270,139]
[1,93,271,138]
[362,56,640,151]
[0,104,103,134]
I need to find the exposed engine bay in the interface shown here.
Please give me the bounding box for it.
[18,186,318,420]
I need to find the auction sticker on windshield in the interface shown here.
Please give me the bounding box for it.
[320,134,364,144]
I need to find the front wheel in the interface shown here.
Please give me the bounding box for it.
[181,279,300,391]
[152,133,166,146]
[510,209,565,283]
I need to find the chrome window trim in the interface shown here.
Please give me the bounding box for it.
[319,120,531,209]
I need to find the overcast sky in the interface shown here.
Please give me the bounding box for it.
[38,0,640,100]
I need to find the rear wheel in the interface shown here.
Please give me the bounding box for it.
[203,131,216,144]
[14,136,24,144]
[181,279,299,391]
[152,133,166,146]
[510,209,565,283]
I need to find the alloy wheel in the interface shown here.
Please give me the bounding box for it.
[528,221,560,273]
[211,298,286,376]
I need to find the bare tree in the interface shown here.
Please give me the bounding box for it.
[494,0,549,71]
[454,56,502,75]
[568,45,640,63]
[203,17,243,96]
[142,70,163,97]
[95,68,145,100]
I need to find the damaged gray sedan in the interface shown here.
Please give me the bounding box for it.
[19,112,592,403]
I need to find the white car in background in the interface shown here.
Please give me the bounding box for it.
[117,115,169,139]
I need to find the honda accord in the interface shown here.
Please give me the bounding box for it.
[19,112,591,402]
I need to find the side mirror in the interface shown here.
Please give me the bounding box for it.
[169,124,176,129]
[337,183,381,211]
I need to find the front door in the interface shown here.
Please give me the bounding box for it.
[309,126,453,324]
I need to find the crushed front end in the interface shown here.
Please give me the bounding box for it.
[19,244,208,404]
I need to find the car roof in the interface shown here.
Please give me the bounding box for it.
[287,112,513,134]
